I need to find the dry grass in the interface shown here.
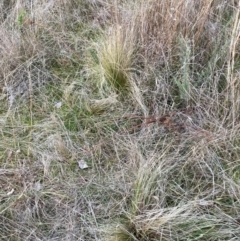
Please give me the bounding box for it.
[1,0,240,240]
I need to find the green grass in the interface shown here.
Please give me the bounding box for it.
[1,1,240,240]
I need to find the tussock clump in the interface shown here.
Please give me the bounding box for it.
[105,122,240,240]
[90,24,137,94]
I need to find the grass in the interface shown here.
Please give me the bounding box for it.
[89,24,136,94]
[1,0,240,240]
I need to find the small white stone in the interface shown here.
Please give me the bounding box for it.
[78,160,89,169]
[54,102,62,109]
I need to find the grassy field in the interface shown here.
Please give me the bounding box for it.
[1,0,240,240]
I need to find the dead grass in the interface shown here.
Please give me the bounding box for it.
[1,0,240,241]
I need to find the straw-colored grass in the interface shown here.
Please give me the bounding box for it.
[1,1,240,240]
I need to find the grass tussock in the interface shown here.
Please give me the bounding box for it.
[1,0,240,241]
[88,15,137,94]
[97,25,135,92]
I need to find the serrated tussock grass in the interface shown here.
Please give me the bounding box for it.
[90,24,136,94]
[1,1,240,241]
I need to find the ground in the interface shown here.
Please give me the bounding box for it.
[1,1,240,240]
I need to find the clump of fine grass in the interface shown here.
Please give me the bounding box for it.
[91,23,136,93]
[105,119,240,240]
